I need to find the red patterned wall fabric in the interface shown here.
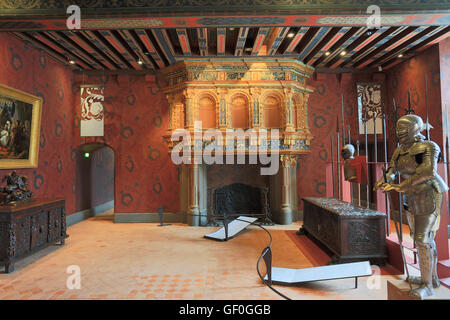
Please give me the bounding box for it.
[73,74,180,214]
[385,44,443,149]
[0,33,77,215]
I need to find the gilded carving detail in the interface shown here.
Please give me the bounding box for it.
[162,58,314,154]
[280,154,297,168]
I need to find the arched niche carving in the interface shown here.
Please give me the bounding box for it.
[262,92,282,129]
[196,93,217,129]
[229,93,250,129]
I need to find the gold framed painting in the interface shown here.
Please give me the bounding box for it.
[0,84,42,168]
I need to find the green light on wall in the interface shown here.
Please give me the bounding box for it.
[84,152,90,158]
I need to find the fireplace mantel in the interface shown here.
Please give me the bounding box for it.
[160,58,315,156]
[160,58,313,226]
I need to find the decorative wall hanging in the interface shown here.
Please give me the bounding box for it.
[81,85,104,137]
[0,84,42,168]
[357,83,382,135]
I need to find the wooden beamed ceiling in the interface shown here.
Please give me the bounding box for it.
[11,25,450,72]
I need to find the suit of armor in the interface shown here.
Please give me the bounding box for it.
[374,114,448,299]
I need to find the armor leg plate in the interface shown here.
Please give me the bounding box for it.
[408,242,434,299]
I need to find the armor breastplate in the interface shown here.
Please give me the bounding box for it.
[396,149,418,179]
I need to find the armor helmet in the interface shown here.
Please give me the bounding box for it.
[396,115,425,144]
[341,144,355,160]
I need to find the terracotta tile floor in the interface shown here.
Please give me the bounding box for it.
[0,210,446,300]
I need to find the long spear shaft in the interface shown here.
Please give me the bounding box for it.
[425,74,430,140]
[356,140,361,206]
[331,134,335,198]
[364,116,369,208]
[341,94,346,147]
[348,125,351,145]
[348,124,353,203]
[393,98,404,241]
[381,103,390,235]
[384,172,413,291]
[337,131,341,200]
[373,108,378,164]
[444,104,449,218]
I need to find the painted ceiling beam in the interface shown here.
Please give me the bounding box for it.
[151,29,176,64]
[353,26,418,69]
[234,27,249,56]
[382,25,450,69]
[366,26,439,68]
[134,30,166,69]
[356,27,422,69]
[303,27,343,65]
[117,29,155,69]
[60,31,117,70]
[217,28,226,56]
[98,30,144,70]
[350,26,409,65]
[176,29,192,56]
[298,27,331,61]
[283,28,305,55]
[81,30,128,69]
[43,31,104,70]
[316,27,364,67]
[197,28,208,56]
[325,28,370,69]
[407,25,450,54]
[251,27,270,56]
[30,31,92,70]
[265,27,289,55]
[338,27,399,68]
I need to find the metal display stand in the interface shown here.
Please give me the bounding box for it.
[264,261,372,289]
[204,215,258,241]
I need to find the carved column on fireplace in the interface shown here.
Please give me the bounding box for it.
[283,88,295,133]
[250,88,261,128]
[280,154,297,224]
[217,88,228,129]
[188,164,200,225]
[184,88,195,129]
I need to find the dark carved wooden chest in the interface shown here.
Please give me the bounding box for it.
[0,198,68,273]
[299,197,387,265]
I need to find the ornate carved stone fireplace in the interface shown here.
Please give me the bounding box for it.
[161,58,315,225]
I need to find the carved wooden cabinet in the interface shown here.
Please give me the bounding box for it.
[299,197,387,265]
[0,198,68,273]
